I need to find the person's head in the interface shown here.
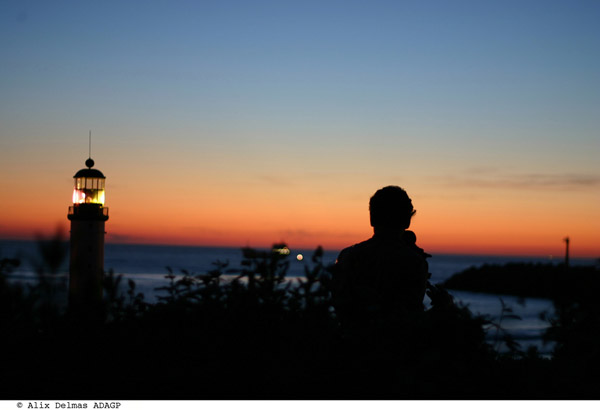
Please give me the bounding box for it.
[369,186,415,231]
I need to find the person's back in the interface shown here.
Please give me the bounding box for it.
[332,186,430,327]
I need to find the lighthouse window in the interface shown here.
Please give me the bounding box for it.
[72,175,105,205]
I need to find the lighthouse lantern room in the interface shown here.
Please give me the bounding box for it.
[72,159,106,205]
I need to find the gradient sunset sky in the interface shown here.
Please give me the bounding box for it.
[1,0,599,257]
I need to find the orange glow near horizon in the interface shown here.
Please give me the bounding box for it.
[1,178,598,259]
[0,153,598,259]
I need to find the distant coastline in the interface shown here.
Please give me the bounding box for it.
[443,262,600,300]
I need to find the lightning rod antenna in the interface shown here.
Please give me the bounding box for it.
[85,130,95,169]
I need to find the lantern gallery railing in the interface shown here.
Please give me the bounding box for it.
[68,205,109,219]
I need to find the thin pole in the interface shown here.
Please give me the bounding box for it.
[89,130,92,158]
[564,236,570,268]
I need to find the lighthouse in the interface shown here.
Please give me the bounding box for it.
[67,156,108,309]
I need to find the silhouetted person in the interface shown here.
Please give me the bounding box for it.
[332,186,430,329]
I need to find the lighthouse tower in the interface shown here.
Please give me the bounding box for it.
[67,156,108,309]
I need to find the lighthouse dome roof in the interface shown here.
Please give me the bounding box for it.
[74,168,105,178]
[73,158,105,178]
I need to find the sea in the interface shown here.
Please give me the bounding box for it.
[2,239,597,355]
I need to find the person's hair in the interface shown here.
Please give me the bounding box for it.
[369,186,416,230]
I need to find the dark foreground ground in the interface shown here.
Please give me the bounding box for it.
[2,247,600,399]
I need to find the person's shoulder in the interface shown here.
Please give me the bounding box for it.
[336,238,375,262]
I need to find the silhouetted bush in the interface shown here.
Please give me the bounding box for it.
[542,273,600,391]
[2,240,600,398]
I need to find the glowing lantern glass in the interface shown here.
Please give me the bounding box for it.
[72,163,106,206]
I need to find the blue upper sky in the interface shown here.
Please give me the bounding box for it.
[3,0,598,146]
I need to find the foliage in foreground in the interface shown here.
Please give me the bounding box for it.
[0,241,599,399]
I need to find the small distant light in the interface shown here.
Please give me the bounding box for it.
[273,246,290,256]
[296,254,304,261]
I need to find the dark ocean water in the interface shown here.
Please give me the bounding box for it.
[2,239,596,354]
